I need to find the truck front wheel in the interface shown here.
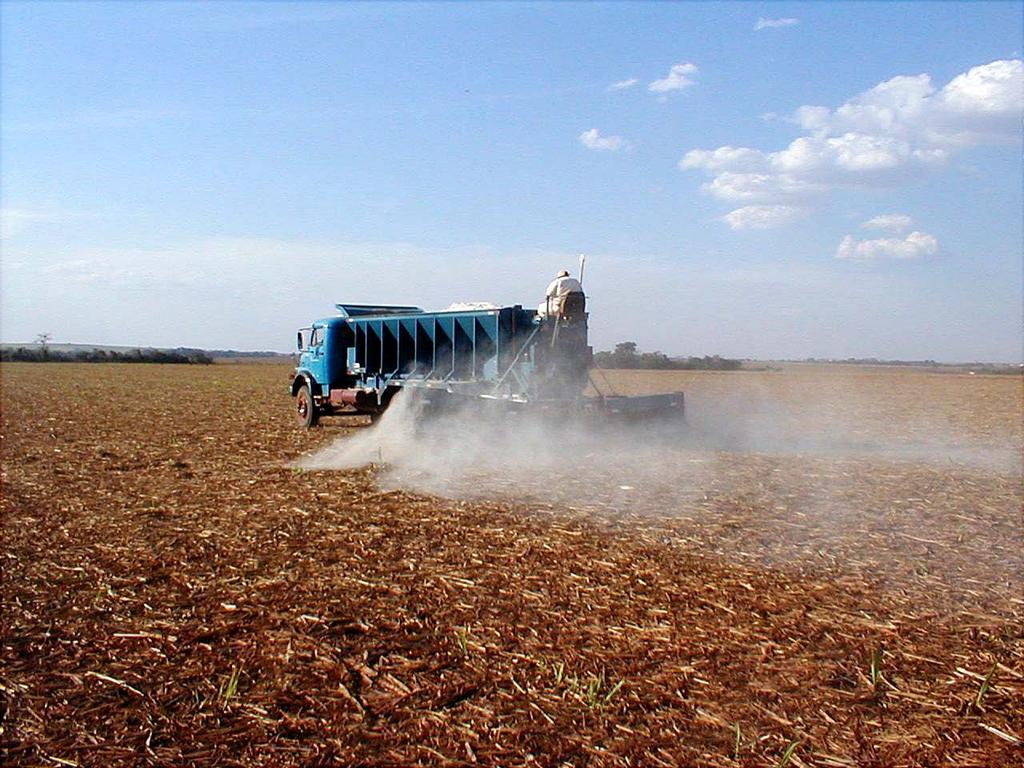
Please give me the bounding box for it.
[295,383,320,428]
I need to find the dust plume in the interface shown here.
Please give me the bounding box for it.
[293,378,1023,600]
[296,380,1018,495]
[295,390,713,511]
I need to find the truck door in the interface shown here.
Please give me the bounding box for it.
[304,325,329,393]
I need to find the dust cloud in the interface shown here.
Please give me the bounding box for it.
[294,382,1019,508]
[293,381,1023,595]
[295,391,713,510]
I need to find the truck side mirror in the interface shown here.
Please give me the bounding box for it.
[296,331,303,350]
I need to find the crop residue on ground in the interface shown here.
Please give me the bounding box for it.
[2,363,1022,767]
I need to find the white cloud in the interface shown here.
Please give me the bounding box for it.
[776,133,947,179]
[608,78,639,91]
[648,63,698,93]
[681,58,1023,217]
[688,135,950,196]
[793,59,1023,146]
[706,172,825,203]
[755,17,799,30]
[680,146,768,173]
[835,231,939,260]
[579,128,628,152]
[933,59,1024,143]
[940,59,1022,114]
[722,205,807,230]
[685,133,948,199]
[862,213,913,232]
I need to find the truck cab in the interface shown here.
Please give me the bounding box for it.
[291,305,426,427]
[292,318,364,427]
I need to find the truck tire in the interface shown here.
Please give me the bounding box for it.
[295,383,320,428]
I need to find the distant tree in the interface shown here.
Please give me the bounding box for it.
[594,341,643,369]
[0,345,212,364]
[35,332,52,360]
[594,342,742,371]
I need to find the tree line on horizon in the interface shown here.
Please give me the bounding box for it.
[594,342,742,371]
[1,346,214,364]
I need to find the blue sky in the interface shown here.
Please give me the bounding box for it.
[1,1,1021,360]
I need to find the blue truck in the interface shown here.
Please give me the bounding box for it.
[290,297,682,427]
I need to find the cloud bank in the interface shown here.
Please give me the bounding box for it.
[4,233,1017,360]
[1,207,70,239]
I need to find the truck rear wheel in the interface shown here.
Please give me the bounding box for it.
[295,383,320,428]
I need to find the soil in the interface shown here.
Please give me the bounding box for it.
[2,363,1021,767]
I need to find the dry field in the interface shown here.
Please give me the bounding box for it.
[1,362,1021,767]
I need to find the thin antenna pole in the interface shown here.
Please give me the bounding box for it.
[578,253,586,287]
